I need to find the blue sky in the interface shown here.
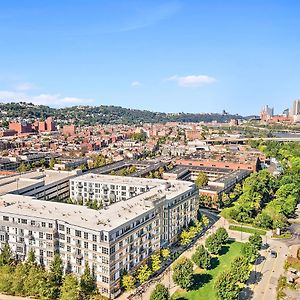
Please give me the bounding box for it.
[0,0,300,115]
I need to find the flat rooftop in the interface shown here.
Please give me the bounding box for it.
[71,173,172,187]
[167,165,233,175]
[0,170,80,196]
[0,179,195,232]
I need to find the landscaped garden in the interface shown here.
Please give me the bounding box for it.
[228,225,266,235]
[171,241,244,300]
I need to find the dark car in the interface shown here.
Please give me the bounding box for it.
[270,250,277,258]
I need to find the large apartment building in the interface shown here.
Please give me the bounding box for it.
[70,174,172,205]
[0,169,81,201]
[0,176,198,299]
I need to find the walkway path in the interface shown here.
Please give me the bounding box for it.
[119,210,223,300]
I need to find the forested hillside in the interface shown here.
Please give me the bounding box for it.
[0,102,247,125]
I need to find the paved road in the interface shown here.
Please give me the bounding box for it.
[243,238,288,300]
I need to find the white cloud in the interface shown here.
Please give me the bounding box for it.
[15,82,35,91]
[131,81,141,87]
[0,90,94,106]
[167,75,216,87]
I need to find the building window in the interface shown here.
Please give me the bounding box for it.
[75,230,81,237]
[67,246,71,252]
[102,256,109,264]
[39,232,43,239]
[92,234,97,242]
[59,224,65,231]
[67,228,71,234]
[41,222,46,228]
[67,237,71,243]
[84,242,88,249]
[49,223,53,228]
[30,220,36,226]
[110,246,115,254]
[46,251,53,257]
[3,216,9,221]
[102,276,109,283]
[93,244,97,251]
[46,233,52,240]
[84,232,88,239]
[102,247,108,255]
[16,246,23,253]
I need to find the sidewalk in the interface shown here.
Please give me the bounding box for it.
[0,295,34,300]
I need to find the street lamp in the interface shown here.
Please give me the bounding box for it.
[240,224,243,241]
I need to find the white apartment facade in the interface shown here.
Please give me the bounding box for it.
[0,176,198,299]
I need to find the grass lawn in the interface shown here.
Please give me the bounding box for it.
[229,225,266,235]
[172,241,243,300]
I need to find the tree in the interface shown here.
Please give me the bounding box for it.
[180,230,193,245]
[230,256,250,283]
[80,262,96,298]
[192,245,212,270]
[49,254,63,286]
[24,248,36,271]
[0,242,14,266]
[150,284,170,300]
[121,274,135,291]
[137,264,152,283]
[44,253,63,299]
[205,234,222,255]
[254,212,273,229]
[215,270,240,300]
[172,257,194,290]
[202,215,210,226]
[221,193,231,207]
[241,242,259,263]
[151,254,161,273]
[61,273,80,300]
[23,266,46,297]
[49,158,56,169]
[249,233,262,250]
[215,227,229,244]
[0,265,13,294]
[11,263,27,296]
[195,172,209,188]
[17,162,28,173]
[161,248,170,260]
[233,183,243,196]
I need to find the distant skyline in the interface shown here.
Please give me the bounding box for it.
[0,0,300,115]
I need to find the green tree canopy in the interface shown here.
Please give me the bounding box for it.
[0,242,15,266]
[80,262,96,298]
[172,257,194,290]
[61,273,80,300]
[205,233,222,255]
[215,270,240,300]
[121,274,135,291]
[215,227,229,245]
[249,233,262,250]
[192,245,212,270]
[195,172,209,188]
[241,242,259,263]
[150,284,170,300]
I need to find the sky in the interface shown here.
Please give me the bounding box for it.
[0,0,300,115]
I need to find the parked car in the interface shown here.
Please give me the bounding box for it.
[270,250,277,258]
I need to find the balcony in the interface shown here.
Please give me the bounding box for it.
[73,252,83,259]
